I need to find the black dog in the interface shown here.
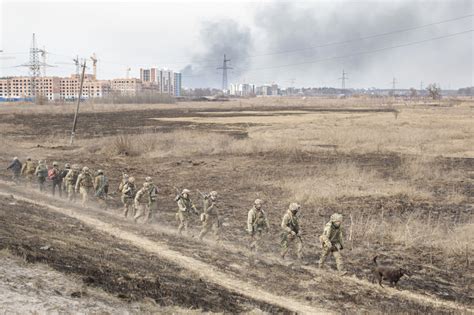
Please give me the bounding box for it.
[372,256,408,288]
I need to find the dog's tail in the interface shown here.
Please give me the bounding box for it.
[373,255,379,265]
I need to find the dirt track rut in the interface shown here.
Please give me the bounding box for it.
[0,187,328,314]
[0,180,472,314]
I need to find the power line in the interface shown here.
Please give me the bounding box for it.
[9,13,472,70]
[338,69,348,90]
[242,29,473,73]
[241,13,473,59]
[216,54,232,91]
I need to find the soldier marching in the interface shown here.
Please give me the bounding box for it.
[5,156,352,274]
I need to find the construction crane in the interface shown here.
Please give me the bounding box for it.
[90,53,97,79]
[38,47,48,76]
[73,56,80,76]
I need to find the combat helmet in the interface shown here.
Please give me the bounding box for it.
[330,213,343,222]
[289,202,300,212]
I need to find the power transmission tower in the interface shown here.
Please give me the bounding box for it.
[217,54,232,91]
[391,77,397,90]
[26,33,41,101]
[338,69,348,90]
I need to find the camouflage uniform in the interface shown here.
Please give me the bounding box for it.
[64,165,80,202]
[133,183,151,223]
[75,167,94,207]
[247,199,270,253]
[34,160,48,192]
[21,158,36,186]
[319,213,345,272]
[198,191,220,241]
[145,177,158,222]
[49,162,62,197]
[121,177,136,217]
[176,189,198,234]
[6,157,22,183]
[118,174,128,193]
[280,203,303,260]
[59,164,71,196]
[94,170,109,209]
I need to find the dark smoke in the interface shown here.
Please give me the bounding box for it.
[181,19,252,88]
[250,0,472,88]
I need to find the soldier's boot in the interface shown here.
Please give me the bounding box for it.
[134,205,145,223]
[296,241,303,260]
[333,251,346,275]
[318,251,329,269]
[198,228,206,241]
[123,205,130,217]
[178,222,185,235]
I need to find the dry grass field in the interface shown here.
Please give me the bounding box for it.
[0,96,472,313]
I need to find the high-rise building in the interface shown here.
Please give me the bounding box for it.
[139,67,182,97]
[174,72,182,97]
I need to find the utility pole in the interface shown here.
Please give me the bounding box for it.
[217,54,232,91]
[70,60,87,145]
[338,69,348,90]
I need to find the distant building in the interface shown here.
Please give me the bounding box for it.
[174,72,182,97]
[0,76,61,101]
[140,67,182,97]
[110,78,142,96]
[60,74,109,100]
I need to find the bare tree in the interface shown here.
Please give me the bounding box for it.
[426,83,441,100]
[409,87,418,99]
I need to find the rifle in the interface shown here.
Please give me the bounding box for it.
[197,189,208,199]
[95,176,108,198]
[173,186,181,201]
[174,186,199,215]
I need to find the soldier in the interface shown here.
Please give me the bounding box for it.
[247,199,270,253]
[94,169,109,209]
[21,157,36,186]
[118,174,129,193]
[319,213,346,274]
[198,191,220,241]
[176,189,199,235]
[64,164,80,202]
[145,177,158,222]
[59,163,71,196]
[121,176,136,217]
[34,160,48,192]
[6,157,22,183]
[134,182,151,223]
[280,203,303,260]
[49,161,62,197]
[75,166,94,208]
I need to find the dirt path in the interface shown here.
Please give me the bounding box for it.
[0,180,472,314]
[0,187,328,315]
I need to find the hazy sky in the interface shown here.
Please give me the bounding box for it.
[1,0,472,89]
